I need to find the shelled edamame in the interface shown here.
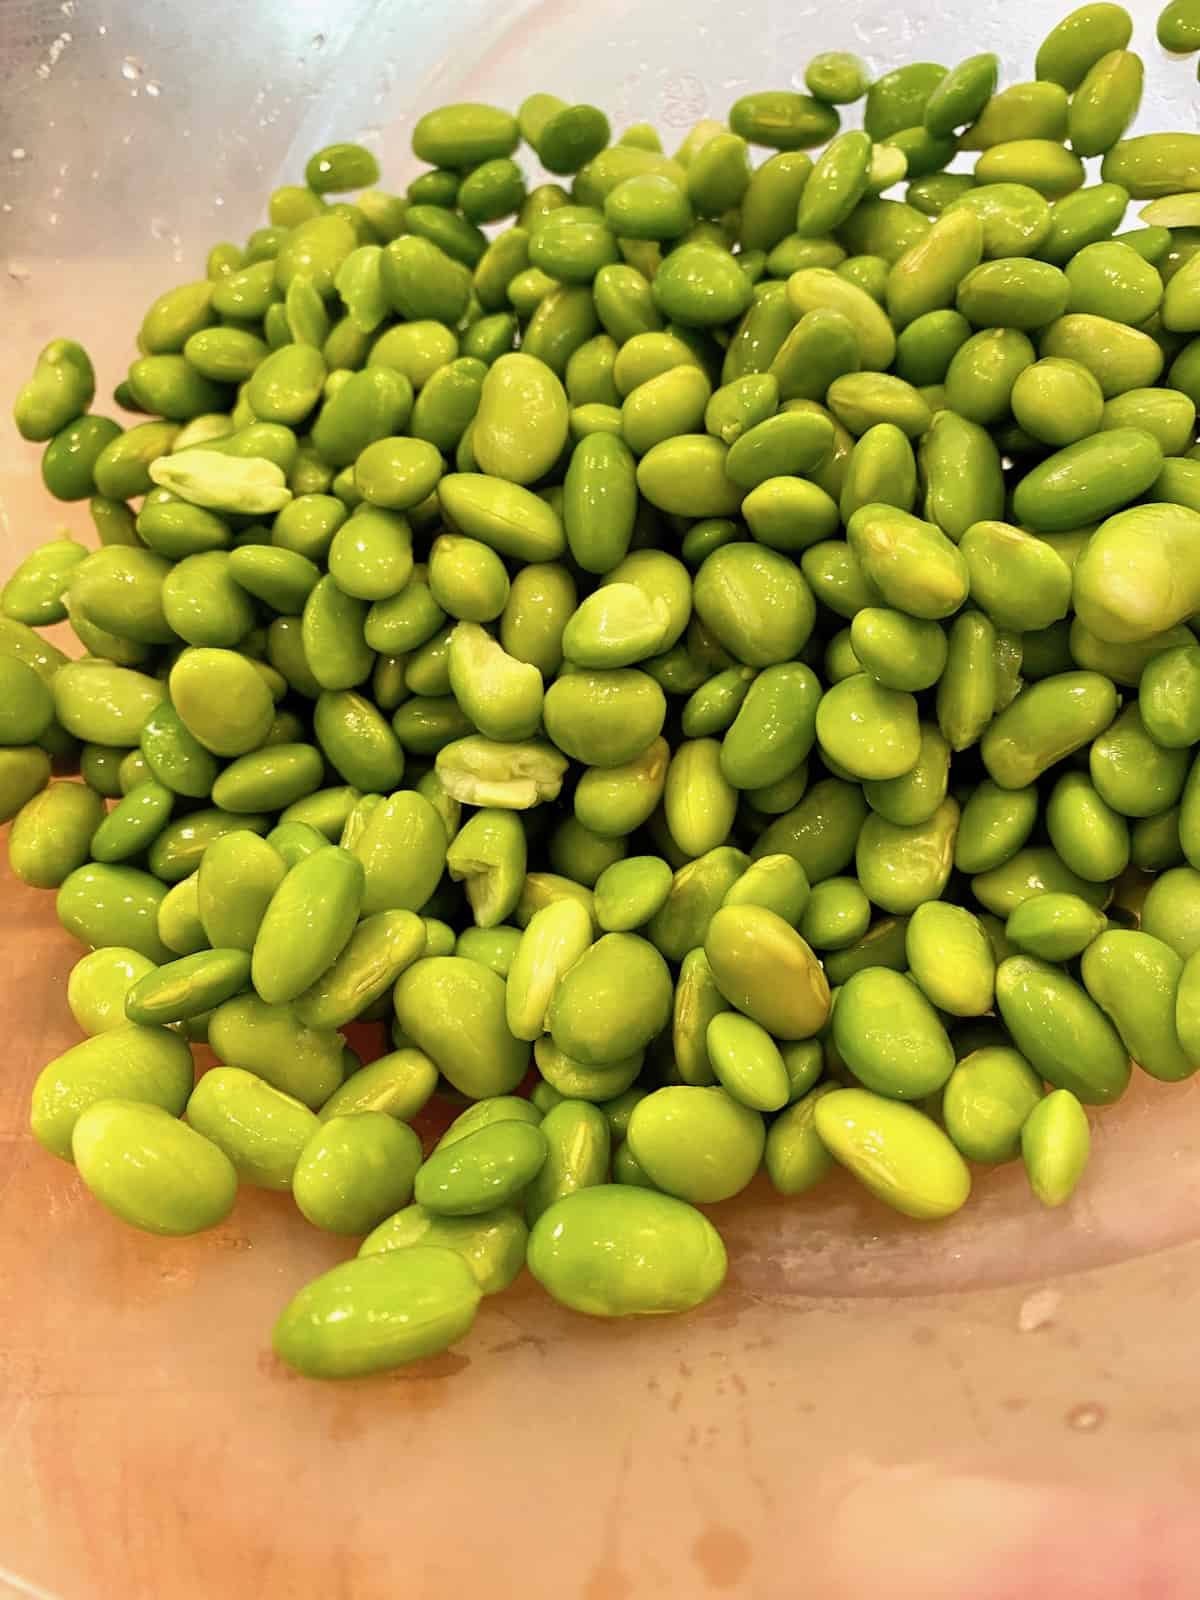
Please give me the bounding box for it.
[8,1,1200,1379]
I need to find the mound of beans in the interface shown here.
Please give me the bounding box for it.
[7,1,1200,1379]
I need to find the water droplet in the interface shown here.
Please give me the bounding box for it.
[214,194,225,208]
[1018,1289,1060,1333]
[659,73,709,128]
[61,0,76,13]
[1,203,12,214]
[1066,1402,1105,1432]
[97,22,106,33]
[47,212,60,227]
[121,55,144,81]
[11,147,28,161]
[7,260,31,282]
[146,80,161,97]
[311,32,326,49]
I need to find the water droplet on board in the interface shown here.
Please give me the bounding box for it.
[39,30,73,77]
[8,260,31,282]
[1018,1289,1060,1333]
[11,147,28,161]
[146,80,161,98]
[121,55,144,81]
[311,32,326,49]
[1066,1402,1106,1432]
[659,74,709,128]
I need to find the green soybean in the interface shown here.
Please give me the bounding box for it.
[815,1087,970,1219]
[273,1247,481,1378]
[1021,1090,1091,1208]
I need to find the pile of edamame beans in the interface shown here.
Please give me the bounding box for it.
[7,0,1200,1379]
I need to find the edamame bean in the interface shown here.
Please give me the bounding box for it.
[208,992,343,1107]
[833,966,955,1098]
[1074,504,1200,645]
[359,1203,527,1295]
[721,853,810,926]
[1046,772,1130,881]
[68,947,158,1035]
[1006,892,1107,960]
[273,1247,481,1377]
[706,1012,790,1112]
[627,1086,764,1203]
[293,1113,423,1234]
[995,955,1130,1104]
[817,674,921,781]
[906,901,995,1017]
[249,846,363,1005]
[765,1083,837,1195]
[944,1046,1042,1163]
[982,671,1117,788]
[73,1101,236,1235]
[815,1087,970,1219]
[505,898,593,1041]
[1021,1090,1091,1208]
[317,1047,437,1124]
[546,933,672,1065]
[294,909,426,1029]
[57,861,172,963]
[528,1185,725,1315]
[705,904,830,1039]
[524,1100,610,1223]
[413,1118,547,1217]
[394,956,527,1098]
[186,1066,319,1189]
[1101,134,1200,199]
[1139,867,1200,961]
[1082,929,1194,1081]
[9,781,104,888]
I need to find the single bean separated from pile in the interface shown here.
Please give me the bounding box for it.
[7,0,1200,1378]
